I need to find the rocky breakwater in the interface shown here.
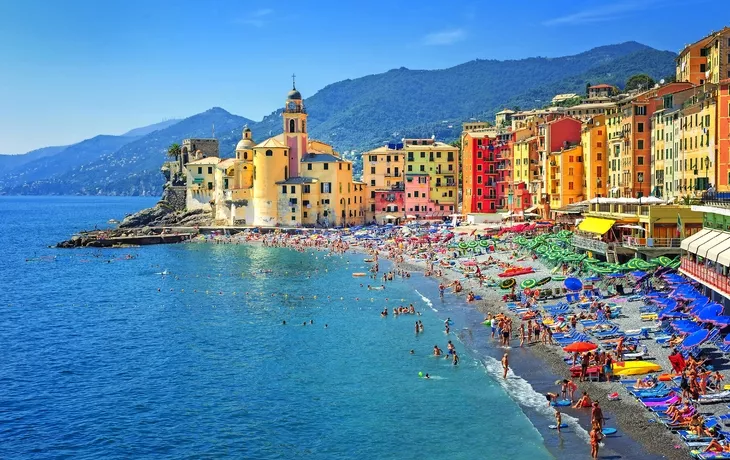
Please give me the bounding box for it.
[56,191,212,248]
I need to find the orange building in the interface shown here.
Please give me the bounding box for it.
[677,27,730,86]
[718,78,730,191]
[581,115,608,198]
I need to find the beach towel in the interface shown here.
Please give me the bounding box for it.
[669,353,686,373]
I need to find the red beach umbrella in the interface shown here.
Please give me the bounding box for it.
[562,342,597,353]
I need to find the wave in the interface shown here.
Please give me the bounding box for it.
[415,289,437,312]
[476,352,590,443]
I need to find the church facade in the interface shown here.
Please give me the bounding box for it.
[185,83,366,227]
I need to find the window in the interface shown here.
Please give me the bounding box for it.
[323,163,329,170]
[303,185,310,194]
[266,150,273,157]
[420,152,425,158]
[447,152,454,162]
[369,155,377,162]
[321,182,331,193]
[635,106,646,116]
[370,180,375,186]
[637,156,644,166]
[436,152,442,158]
[370,204,375,212]
[207,167,213,174]
[568,182,573,190]
[307,164,312,170]
[637,123,644,132]
[303,212,308,218]
[282,186,287,194]
[414,191,419,198]
[370,167,376,174]
[407,165,412,172]
[207,182,213,190]
[637,140,644,150]
[289,119,295,133]
[290,198,297,204]
[420,165,425,172]
[290,186,296,193]
[197,167,202,174]
[597,166,602,176]
[597,152,602,161]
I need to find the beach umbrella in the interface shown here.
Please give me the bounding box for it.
[710,316,730,327]
[564,277,583,292]
[562,342,597,353]
[697,303,723,321]
[682,329,711,349]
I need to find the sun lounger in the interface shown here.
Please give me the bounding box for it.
[698,392,730,404]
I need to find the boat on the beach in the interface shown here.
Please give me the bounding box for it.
[611,360,662,376]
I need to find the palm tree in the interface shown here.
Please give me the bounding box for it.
[166,143,181,160]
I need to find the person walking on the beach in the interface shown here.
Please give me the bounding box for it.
[554,408,562,433]
[591,402,604,430]
[519,323,526,347]
[501,353,509,379]
[589,421,603,458]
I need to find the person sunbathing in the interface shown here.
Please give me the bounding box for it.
[573,391,592,408]
[633,377,657,389]
[704,439,730,453]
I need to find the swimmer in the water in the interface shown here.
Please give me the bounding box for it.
[434,345,443,356]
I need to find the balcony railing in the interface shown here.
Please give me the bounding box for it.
[699,192,730,207]
[621,236,681,249]
[680,258,730,296]
[571,235,609,254]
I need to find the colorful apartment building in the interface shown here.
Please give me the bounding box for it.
[580,115,608,199]
[461,129,504,213]
[677,27,730,85]
[547,144,584,211]
[361,143,405,223]
[719,79,730,191]
[676,84,717,194]
[539,117,582,214]
[404,138,458,217]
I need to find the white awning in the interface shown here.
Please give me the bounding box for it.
[696,231,729,259]
[525,205,539,213]
[706,232,730,264]
[617,225,646,231]
[681,228,712,252]
[718,243,730,267]
[687,229,721,254]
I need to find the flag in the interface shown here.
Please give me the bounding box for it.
[676,213,682,237]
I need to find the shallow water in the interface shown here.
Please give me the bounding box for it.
[0,197,647,459]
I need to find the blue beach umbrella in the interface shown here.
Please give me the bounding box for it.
[682,329,711,349]
[564,277,583,292]
[697,304,723,321]
[631,270,647,278]
[710,316,730,327]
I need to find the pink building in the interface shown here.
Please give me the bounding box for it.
[373,189,404,224]
[405,174,437,218]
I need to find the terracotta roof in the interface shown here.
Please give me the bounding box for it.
[589,84,613,89]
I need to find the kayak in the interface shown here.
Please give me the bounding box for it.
[612,360,662,376]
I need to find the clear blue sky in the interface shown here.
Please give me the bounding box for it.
[0,0,726,153]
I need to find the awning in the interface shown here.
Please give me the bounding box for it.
[193,177,204,184]
[706,232,730,263]
[681,228,712,251]
[698,231,730,260]
[577,217,616,235]
[525,205,539,213]
[687,229,720,254]
[617,225,646,231]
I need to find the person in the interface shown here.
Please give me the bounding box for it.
[555,408,562,433]
[424,373,431,379]
[439,283,445,297]
[447,341,455,356]
[545,392,558,406]
[433,345,443,356]
[490,315,496,339]
[415,321,420,334]
[573,391,593,408]
[561,379,577,401]
[519,323,526,347]
[282,320,286,325]
[453,353,460,366]
[502,353,509,379]
[410,350,415,355]
[589,421,603,458]
[591,402,604,430]
[445,323,450,334]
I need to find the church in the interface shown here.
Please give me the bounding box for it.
[184,81,366,227]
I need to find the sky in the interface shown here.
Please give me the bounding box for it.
[0,0,727,153]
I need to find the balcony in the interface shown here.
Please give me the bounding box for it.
[699,192,730,208]
[680,258,730,297]
[621,236,682,249]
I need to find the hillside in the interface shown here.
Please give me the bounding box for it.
[0,41,677,196]
[0,146,68,173]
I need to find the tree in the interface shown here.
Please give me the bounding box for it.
[624,74,655,92]
[166,143,181,159]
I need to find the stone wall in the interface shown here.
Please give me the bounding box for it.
[161,185,187,211]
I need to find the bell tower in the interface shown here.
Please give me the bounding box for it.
[283,74,308,178]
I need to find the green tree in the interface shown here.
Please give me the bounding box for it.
[624,74,655,92]
[166,143,181,159]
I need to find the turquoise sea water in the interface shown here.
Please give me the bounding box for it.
[1,196,648,459]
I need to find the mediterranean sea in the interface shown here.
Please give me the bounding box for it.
[1,196,647,459]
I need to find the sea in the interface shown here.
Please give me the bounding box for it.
[0,197,659,459]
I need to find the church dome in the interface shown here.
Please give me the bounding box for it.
[287,88,302,100]
[237,138,254,150]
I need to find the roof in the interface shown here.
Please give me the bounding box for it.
[187,157,221,165]
[301,153,342,162]
[589,84,613,89]
[217,158,236,168]
[496,109,516,114]
[255,137,287,149]
[275,177,319,185]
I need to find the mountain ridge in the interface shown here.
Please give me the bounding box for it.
[0,41,678,196]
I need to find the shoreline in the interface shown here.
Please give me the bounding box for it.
[393,255,687,460]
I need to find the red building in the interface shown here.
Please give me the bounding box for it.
[461,130,512,213]
[372,189,404,224]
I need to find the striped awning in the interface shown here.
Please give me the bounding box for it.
[577,217,615,235]
[193,177,204,184]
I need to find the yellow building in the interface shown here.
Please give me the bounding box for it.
[580,115,608,199]
[185,80,366,227]
[651,109,667,199]
[677,27,730,85]
[361,144,404,222]
[404,138,459,214]
[547,145,584,210]
[605,104,624,196]
[677,84,717,195]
